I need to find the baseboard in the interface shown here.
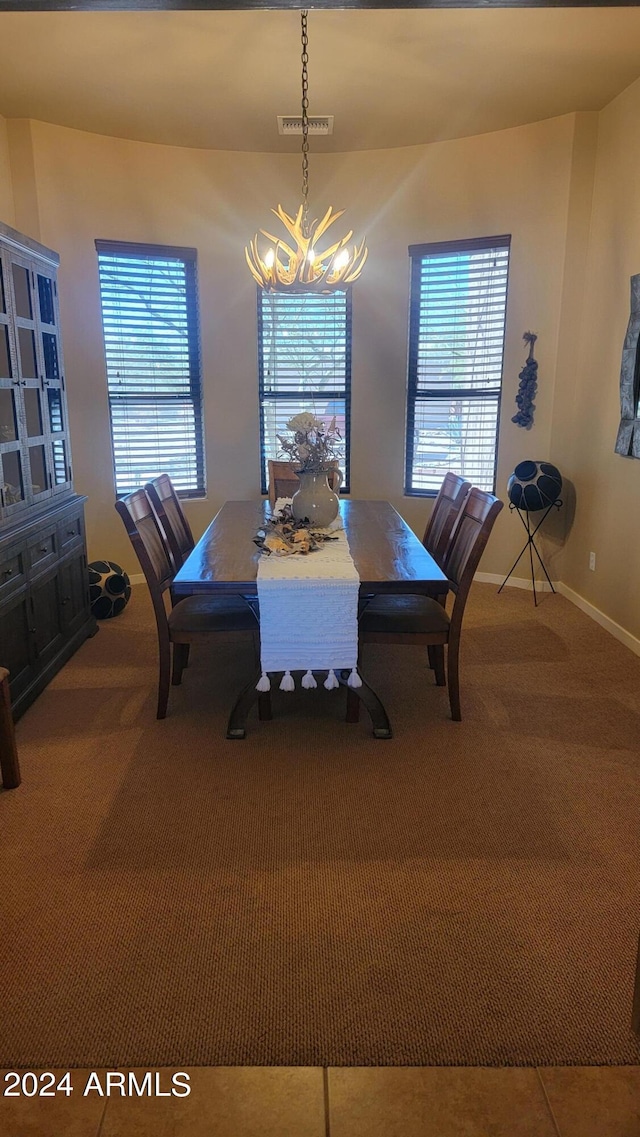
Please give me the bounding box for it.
[474,571,557,593]
[556,582,640,658]
[476,571,640,658]
[128,573,145,586]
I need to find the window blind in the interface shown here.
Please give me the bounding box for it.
[406,235,510,495]
[258,290,351,493]
[96,241,205,497]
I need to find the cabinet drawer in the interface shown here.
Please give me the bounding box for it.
[58,511,84,554]
[0,546,26,603]
[27,528,58,576]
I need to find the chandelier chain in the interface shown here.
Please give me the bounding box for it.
[300,10,310,237]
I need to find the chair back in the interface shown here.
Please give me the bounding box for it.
[267,459,341,505]
[423,472,471,565]
[444,487,503,618]
[115,490,174,623]
[145,474,194,569]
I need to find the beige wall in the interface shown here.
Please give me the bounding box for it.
[554,78,640,638]
[0,114,15,226]
[10,114,576,579]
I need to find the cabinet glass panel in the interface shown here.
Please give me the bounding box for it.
[37,274,55,325]
[52,438,68,485]
[12,265,32,319]
[2,450,24,504]
[0,263,5,313]
[29,444,47,495]
[18,328,37,378]
[47,387,64,433]
[0,326,11,378]
[0,388,18,442]
[24,388,43,437]
[42,333,60,382]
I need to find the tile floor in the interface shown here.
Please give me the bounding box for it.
[1,1066,639,1137]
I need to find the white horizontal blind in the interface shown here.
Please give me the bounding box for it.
[258,290,351,492]
[96,242,204,497]
[406,236,510,494]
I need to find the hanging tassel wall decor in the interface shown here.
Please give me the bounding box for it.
[512,331,538,428]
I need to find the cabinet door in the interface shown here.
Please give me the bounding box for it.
[29,567,63,664]
[38,270,72,496]
[0,257,27,518]
[0,588,33,701]
[59,553,90,634]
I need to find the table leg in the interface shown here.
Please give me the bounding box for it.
[226,670,392,740]
[339,670,393,739]
[226,673,263,739]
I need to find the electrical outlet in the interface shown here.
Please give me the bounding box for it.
[589,551,596,571]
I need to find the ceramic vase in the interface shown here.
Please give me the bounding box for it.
[291,469,342,527]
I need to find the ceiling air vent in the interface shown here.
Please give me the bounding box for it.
[277,115,334,136]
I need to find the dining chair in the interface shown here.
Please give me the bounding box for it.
[356,487,503,721]
[423,471,472,567]
[267,459,341,505]
[145,473,195,570]
[115,490,261,719]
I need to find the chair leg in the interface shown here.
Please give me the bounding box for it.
[346,686,360,722]
[427,645,436,671]
[0,670,21,789]
[447,638,461,721]
[157,638,171,719]
[172,643,189,686]
[432,645,446,687]
[258,692,272,721]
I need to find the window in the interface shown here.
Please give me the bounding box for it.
[96,240,205,497]
[258,290,351,492]
[405,235,510,495]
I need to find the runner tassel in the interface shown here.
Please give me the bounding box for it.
[324,668,339,690]
[301,670,317,689]
[347,667,362,688]
[280,670,295,691]
[256,672,271,692]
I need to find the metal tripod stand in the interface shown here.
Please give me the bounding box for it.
[498,498,561,606]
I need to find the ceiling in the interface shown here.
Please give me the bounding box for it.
[1,9,640,152]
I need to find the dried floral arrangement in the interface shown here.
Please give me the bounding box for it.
[277,411,342,474]
[254,503,339,557]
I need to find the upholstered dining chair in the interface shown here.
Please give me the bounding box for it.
[145,473,195,571]
[267,459,341,505]
[423,472,472,567]
[356,487,503,721]
[116,490,261,719]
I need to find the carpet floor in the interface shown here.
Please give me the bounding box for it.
[2,583,640,1068]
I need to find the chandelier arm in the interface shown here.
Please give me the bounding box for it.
[312,207,347,243]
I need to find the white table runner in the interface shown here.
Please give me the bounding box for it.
[256,501,362,692]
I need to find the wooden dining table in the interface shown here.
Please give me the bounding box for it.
[172,499,448,739]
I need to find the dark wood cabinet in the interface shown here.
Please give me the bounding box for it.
[0,221,96,717]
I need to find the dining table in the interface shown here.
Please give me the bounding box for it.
[172,499,448,739]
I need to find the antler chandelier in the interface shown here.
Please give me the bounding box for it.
[245,11,368,294]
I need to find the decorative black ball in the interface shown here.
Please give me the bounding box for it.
[88,560,131,619]
[507,460,562,512]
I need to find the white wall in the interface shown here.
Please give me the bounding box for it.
[553,78,640,638]
[0,114,15,226]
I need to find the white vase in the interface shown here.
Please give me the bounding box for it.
[291,469,342,527]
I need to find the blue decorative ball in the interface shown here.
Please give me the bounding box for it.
[507,461,562,512]
[88,560,131,619]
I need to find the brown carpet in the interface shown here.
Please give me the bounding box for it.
[2,583,640,1068]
